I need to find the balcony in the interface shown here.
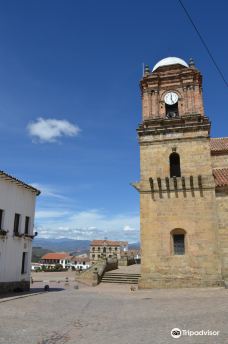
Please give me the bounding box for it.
[0,229,8,236]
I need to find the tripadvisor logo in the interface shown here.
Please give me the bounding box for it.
[171,328,220,338]
[171,328,181,339]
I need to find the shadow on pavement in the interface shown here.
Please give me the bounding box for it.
[0,287,65,300]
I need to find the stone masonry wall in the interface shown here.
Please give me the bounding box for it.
[216,191,228,280]
[138,132,223,288]
[211,154,228,169]
[140,134,212,180]
[139,189,222,288]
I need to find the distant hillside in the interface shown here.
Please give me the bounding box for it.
[128,242,140,249]
[32,247,53,262]
[33,238,140,252]
[32,238,91,253]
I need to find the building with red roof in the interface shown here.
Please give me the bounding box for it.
[41,252,71,269]
[90,240,128,262]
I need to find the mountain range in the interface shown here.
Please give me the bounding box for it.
[33,237,140,252]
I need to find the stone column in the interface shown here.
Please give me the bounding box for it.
[142,91,149,120]
[148,90,152,118]
[194,85,204,115]
[151,91,155,117]
[186,86,192,114]
[183,87,188,115]
[155,90,159,117]
[190,85,195,113]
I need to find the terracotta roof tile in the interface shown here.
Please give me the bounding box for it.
[120,249,141,256]
[91,240,128,247]
[210,138,228,154]
[41,253,70,260]
[71,256,90,263]
[213,168,228,187]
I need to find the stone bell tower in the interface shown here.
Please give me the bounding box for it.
[133,57,223,288]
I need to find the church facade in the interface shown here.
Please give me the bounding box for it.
[133,57,228,288]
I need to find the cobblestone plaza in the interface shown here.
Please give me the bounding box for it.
[0,280,227,344]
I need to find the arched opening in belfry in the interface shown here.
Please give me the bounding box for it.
[169,153,181,177]
[165,102,179,118]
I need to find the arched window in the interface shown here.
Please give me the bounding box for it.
[165,103,179,118]
[169,153,181,177]
[171,229,186,255]
[103,247,106,253]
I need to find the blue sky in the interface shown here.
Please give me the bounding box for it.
[0,0,227,242]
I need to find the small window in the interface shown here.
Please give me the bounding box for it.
[115,247,117,251]
[103,247,106,253]
[25,216,30,234]
[92,247,95,251]
[109,247,112,251]
[173,234,185,255]
[109,255,112,258]
[92,254,95,258]
[170,153,181,177]
[14,213,20,234]
[98,254,100,258]
[98,247,100,251]
[0,209,4,229]
[21,252,28,274]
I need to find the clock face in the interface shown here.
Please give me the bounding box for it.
[164,92,178,105]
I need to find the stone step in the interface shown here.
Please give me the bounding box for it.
[102,276,140,281]
[102,275,140,280]
[102,279,139,284]
[104,273,141,277]
[101,272,141,284]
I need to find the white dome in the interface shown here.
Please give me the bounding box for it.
[152,57,189,72]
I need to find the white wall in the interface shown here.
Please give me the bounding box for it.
[72,262,90,270]
[0,178,37,283]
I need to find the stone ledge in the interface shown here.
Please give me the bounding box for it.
[138,277,224,289]
[0,281,30,293]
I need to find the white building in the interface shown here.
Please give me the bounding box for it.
[40,253,91,270]
[41,252,71,269]
[31,262,43,271]
[0,171,40,292]
[70,256,90,270]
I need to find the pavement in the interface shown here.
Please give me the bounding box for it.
[106,264,141,274]
[31,270,76,282]
[0,279,227,344]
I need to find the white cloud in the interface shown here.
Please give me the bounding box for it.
[27,117,80,143]
[35,209,140,243]
[31,183,68,200]
[123,225,136,232]
[35,210,70,219]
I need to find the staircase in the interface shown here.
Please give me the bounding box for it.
[101,272,141,284]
